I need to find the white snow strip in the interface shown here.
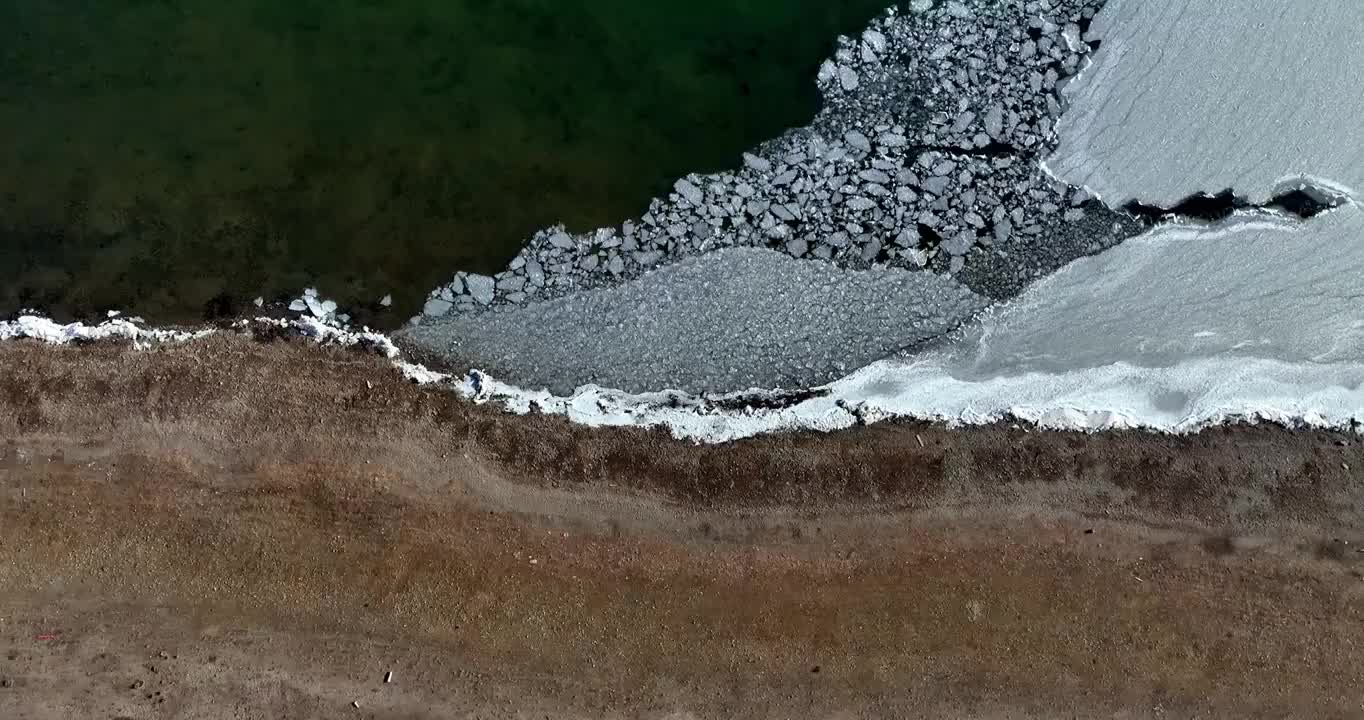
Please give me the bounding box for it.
[0,315,212,347]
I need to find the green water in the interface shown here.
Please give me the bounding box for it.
[0,0,893,326]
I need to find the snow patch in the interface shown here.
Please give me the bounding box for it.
[0,315,212,347]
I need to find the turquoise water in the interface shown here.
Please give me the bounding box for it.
[0,0,894,326]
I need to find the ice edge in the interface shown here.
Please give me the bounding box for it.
[4,302,1360,445]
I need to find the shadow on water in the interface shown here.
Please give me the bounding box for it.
[0,0,896,328]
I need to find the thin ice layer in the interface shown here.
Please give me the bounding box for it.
[401,247,989,395]
[1046,0,1364,206]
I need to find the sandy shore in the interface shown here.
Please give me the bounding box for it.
[2,335,1364,718]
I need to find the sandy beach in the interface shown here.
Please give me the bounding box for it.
[3,334,1363,719]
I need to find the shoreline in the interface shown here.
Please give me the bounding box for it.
[6,307,1363,445]
[4,333,1361,503]
[4,334,1364,718]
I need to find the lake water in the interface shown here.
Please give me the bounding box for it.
[0,0,893,327]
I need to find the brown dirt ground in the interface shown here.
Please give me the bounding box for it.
[2,334,1364,719]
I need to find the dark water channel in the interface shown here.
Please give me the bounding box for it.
[0,0,893,327]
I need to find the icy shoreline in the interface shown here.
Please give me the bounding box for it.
[5,0,1363,444]
[6,202,1363,447]
[4,308,1360,443]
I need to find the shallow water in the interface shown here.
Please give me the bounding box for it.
[0,0,893,326]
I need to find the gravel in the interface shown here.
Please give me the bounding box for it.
[401,248,988,395]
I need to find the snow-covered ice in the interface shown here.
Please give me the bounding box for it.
[1046,0,1364,206]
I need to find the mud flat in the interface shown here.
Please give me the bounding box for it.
[4,335,1364,719]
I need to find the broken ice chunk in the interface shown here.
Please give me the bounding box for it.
[674,178,705,206]
[463,274,496,305]
[837,65,860,91]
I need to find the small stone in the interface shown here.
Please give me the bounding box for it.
[785,238,809,257]
[548,231,574,249]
